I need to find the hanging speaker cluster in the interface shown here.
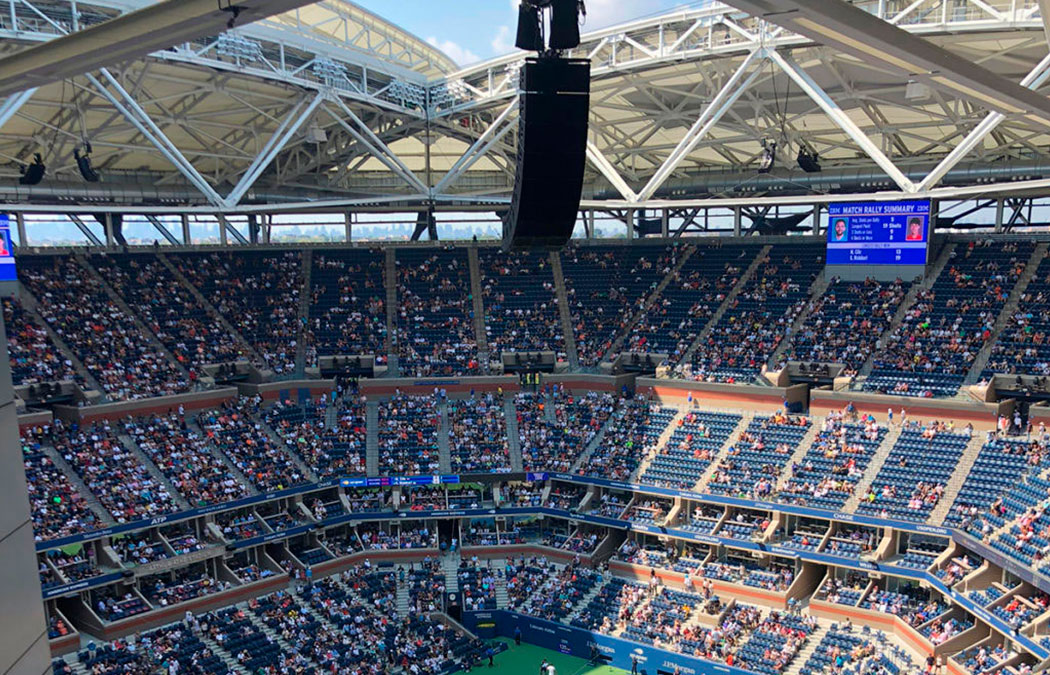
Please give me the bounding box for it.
[502,57,591,251]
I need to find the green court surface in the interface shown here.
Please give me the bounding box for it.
[456,638,630,675]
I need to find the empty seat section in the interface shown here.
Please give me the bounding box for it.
[855,428,968,522]
[688,243,825,383]
[640,409,741,489]
[865,240,1034,397]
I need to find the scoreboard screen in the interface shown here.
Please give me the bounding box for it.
[826,200,930,266]
[0,214,14,281]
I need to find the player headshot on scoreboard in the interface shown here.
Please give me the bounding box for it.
[832,218,849,242]
[905,216,924,241]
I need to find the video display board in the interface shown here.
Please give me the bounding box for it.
[826,200,930,266]
[0,214,14,281]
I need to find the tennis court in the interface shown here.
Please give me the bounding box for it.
[458,638,630,675]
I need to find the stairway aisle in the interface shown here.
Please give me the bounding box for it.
[366,401,380,475]
[784,621,832,675]
[549,251,580,369]
[844,424,903,511]
[117,434,191,511]
[930,433,986,526]
[504,397,523,472]
[467,245,490,370]
[295,249,313,376]
[384,248,399,376]
[438,400,453,475]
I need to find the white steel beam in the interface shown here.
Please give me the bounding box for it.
[225,93,325,208]
[432,100,519,195]
[327,97,429,194]
[918,52,1050,192]
[85,71,227,207]
[322,103,430,194]
[0,88,36,130]
[0,0,324,98]
[586,141,637,202]
[637,49,765,202]
[770,51,916,193]
[720,0,1050,128]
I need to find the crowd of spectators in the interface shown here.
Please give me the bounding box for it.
[124,410,249,507]
[91,253,244,377]
[784,277,909,377]
[447,393,510,472]
[143,566,229,607]
[173,250,302,375]
[396,248,479,376]
[580,396,674,481]
[3,296,81,386]
[307,248,387,360]
[49,419,179,523]
[199,395,308,492]
[778,411,886,509]
[266,394,367,478]
[22,425,99,541]
[622,244,751,359]
[561,244,673,366]
[866,240,1034,397]
[19,255,188,399]
[680,245,825,383]
[480,248,565,356]
[517,389,615,472]
[378,392,440,475]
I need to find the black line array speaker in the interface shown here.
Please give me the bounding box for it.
[503,56,590,251]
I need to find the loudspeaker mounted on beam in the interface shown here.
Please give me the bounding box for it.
[503,57,590,251]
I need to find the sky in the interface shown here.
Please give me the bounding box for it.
[355,0,692,67]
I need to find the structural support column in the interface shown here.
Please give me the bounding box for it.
[181,214,191,245]
[995,198,1005,233]
[585,210,595,239]
[218,214,228,246]
[15,212,26,247]
[812,204,821,237]
[626,209,635,240]
[0,305,50,675]
[733,206,742,236]
[103,212,114,248]
[345,211,353,242]
[661,209,669,237]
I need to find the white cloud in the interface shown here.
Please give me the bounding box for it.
[491,25,513,54]
[426,36,480,66]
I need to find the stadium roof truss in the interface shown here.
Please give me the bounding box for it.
[0,0,1049,215]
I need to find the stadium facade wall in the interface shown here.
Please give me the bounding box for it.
[0,313,50,674]
[361,375,521,397]
[53,387,239,424]
[810,389,1002,429]
[636,377,807,413]
[239,378,335,402]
